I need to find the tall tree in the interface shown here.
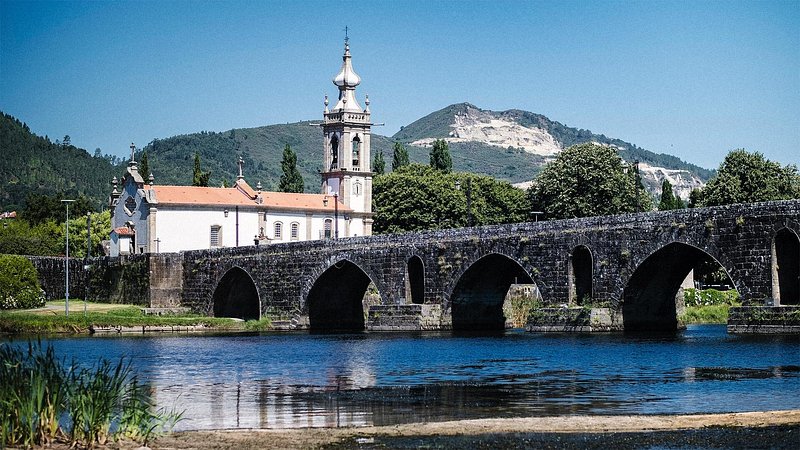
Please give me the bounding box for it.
[192,153,211,187]
[278,144,304,193]
[391,141,410,171]
[528,143,653,220]
[658,179,684,210]
[429,139,452,173]
[373,149,386,175]
[139,151,150,181]
[699,149,800,207]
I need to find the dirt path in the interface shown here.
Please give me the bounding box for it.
[151,410,800,449]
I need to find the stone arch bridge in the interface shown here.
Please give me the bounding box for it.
[175,200,799,332]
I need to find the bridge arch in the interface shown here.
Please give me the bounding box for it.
[622,241,736,331]
[406,255,425,304]
[447,252,535,331]
[772,228,800,305]
[305,258,379,331]
[212,266,260,320]
[569,245,593,305]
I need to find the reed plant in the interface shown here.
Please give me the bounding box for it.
[0,340,182,449]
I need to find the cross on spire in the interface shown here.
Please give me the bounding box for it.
[130,142,136,163]
[344,26,349,45]
[237,156,244,180]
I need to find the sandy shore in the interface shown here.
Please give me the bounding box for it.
[150,410,800,449]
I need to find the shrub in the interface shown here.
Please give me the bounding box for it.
[0,255,45,310]
[684,288,739,308]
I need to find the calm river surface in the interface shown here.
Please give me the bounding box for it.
[6,325,800,430]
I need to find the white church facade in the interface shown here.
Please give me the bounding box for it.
[109,39,374,255]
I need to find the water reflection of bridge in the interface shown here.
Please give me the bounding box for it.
[181,200,799,332]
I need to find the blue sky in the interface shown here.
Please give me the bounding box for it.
[1,0,798,169]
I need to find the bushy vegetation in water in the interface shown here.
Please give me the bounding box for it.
[0,340,182,448]
[0,254,45,310]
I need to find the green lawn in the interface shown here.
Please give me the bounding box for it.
[0,301,270,334]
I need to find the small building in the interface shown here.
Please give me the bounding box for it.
[108,38,374,255]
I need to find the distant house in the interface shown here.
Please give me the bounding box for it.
[108,38,374,255]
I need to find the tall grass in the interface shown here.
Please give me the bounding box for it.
[0,340,181,448]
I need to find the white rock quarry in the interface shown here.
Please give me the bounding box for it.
[411,108,562,156]
[638,162,705,201]
[411,105,705,201]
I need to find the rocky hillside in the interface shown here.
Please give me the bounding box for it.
[394,103,712,198]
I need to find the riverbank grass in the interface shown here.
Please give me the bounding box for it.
[0,301,268,334]
[1,340,181,448]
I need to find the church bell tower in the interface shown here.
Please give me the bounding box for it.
[321,37,374,236]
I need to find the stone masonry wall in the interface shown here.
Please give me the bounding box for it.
[180,200,800,328]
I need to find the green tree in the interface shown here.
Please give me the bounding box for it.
[528,143,653,220]
[373,149,386,175]
[23,193,94,226]
[658,179,684,210]
[278,145,304,193]
[64,210,112,258]
[0,219,61,256]
[373,164,528,233]
[192,153,211,187]
[699,149,800,207]
[139,151,150,181]
[429,139,452,173]
[688,188,702,208]
[391,141,410,171]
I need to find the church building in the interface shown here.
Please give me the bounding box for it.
[109,39,374,255]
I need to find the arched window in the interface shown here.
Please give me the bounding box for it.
[324,218,333,239]
[352,135,361,168]
[274,222,283,240]
[330,135,339,169]
[353,181,362,196]
[290,222,300,240]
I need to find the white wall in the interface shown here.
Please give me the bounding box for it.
[154,206,260,253]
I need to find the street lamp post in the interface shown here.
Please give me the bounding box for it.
[84,211,90,316]
[61,199,75,317]
[333,193,339,239]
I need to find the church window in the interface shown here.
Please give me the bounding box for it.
[274,222,283,240]
[353,181,362,196]
[352,135,361,168]
[290,222,300,240]
[124,196,137,216]
[330,135,339,169]
[324,218,332,239]
[210,225,222,247]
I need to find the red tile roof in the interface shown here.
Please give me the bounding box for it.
[112,227,135,236]
[151,185,351,213]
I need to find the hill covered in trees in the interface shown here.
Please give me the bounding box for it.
[393,103,714,186]
[0,113,122,212]
[2,101,717,210]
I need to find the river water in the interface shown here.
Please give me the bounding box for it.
[6,325,800,431]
